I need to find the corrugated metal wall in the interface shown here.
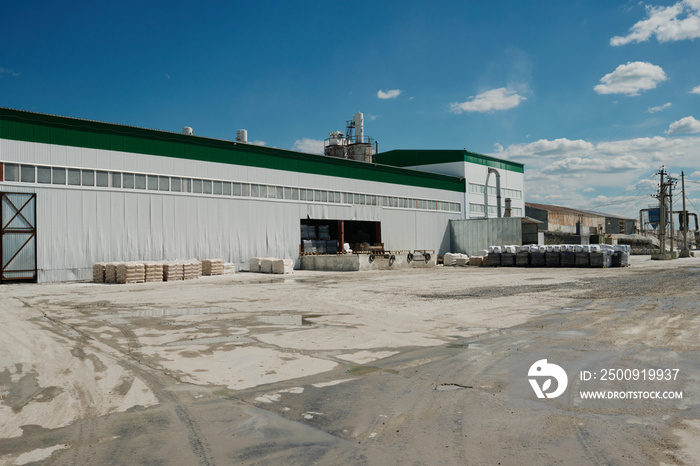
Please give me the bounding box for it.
[0,141,464,282]
[449,218,522,255]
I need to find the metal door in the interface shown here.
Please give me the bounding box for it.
[1,193,37,282]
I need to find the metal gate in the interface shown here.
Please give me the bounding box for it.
[1,193,37,282]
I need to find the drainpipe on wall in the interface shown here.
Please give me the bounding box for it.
[488,168,502,218]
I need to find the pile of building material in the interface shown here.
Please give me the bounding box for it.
[469,256,486,266]
[202,259,224,276]
[485,244,630,268]
[163,262,184,281]
[248,257,263,273]
[104,263,120,283]
[94,258,228,283]
[143,262,164,282]
[93,263,106,283]
[116,262,146,284]
[223,262,236,274]
[183,260,202,280]
[443,253,469,266]
[248,257,294,274]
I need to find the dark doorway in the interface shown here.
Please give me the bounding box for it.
[300,219,382,254]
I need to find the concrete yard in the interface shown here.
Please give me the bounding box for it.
[1,257,699,465]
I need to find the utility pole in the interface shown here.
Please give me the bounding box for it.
[682,171,688,252]
[669,175,675,253]
[658,167,666,253]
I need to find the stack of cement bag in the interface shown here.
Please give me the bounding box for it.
[116,262,145,284]
[183,260,202,280]
[163,262,184,281]
[105,263,120,283]
[223,262,236,274]
[144,262,164,282]
[248,257,294,274]
[93,263,106,283]
[202,259,224,276]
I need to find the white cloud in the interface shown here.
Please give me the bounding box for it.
[667,116,700,134]
[501,138,594,158]
[494,134,700,215]
[249,140,267,146]
[542,155,648,173]
[377,89,401,99]
[648,102,672,113]
[0,67,20,77]
[291,138,325,155]
[611,1,700,45]
[691,85,700,95]
[594,62,667,96]
[449,88,526,113]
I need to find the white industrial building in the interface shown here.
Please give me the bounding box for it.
[0,108,524,282]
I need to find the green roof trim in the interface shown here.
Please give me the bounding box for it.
[0,108,465,193]
[375,149,524,173]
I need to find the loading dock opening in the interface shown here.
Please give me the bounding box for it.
[300,219,382,254]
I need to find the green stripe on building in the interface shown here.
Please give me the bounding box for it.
[0,108,465,193]
[375,149,524,173]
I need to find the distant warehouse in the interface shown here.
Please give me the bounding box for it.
[0,108,524,282]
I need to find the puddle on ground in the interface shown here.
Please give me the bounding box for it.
[435,383,472,391]
[256,315,304,326]
[124,307,236,318]
[165,335,254,346]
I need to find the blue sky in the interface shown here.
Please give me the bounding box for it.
[2,0,700,218]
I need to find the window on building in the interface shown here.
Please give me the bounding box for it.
[222,182,231,195]
[81,170,95,186]
[20,165,35,183]
[111,172,121,188]
[470,203,485,214]
[52,167,66,185]
[213,180,222,195]
[148,175,159,190]
[291,188,299,200]
[202,180,212,194]
[171,177,181,192]
[123,173,134,189]
[159,176,169,191]
[134,174,146,189]
[469,183,484,194]
[4,163,19,181]
[193,179,203,193]
[68,169,81,186]
[37,166,52,184]
[96,171,109,187]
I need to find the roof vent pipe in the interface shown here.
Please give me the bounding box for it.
[182,127,194,135]
[488,168,502,218]
[236,129,248,143]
